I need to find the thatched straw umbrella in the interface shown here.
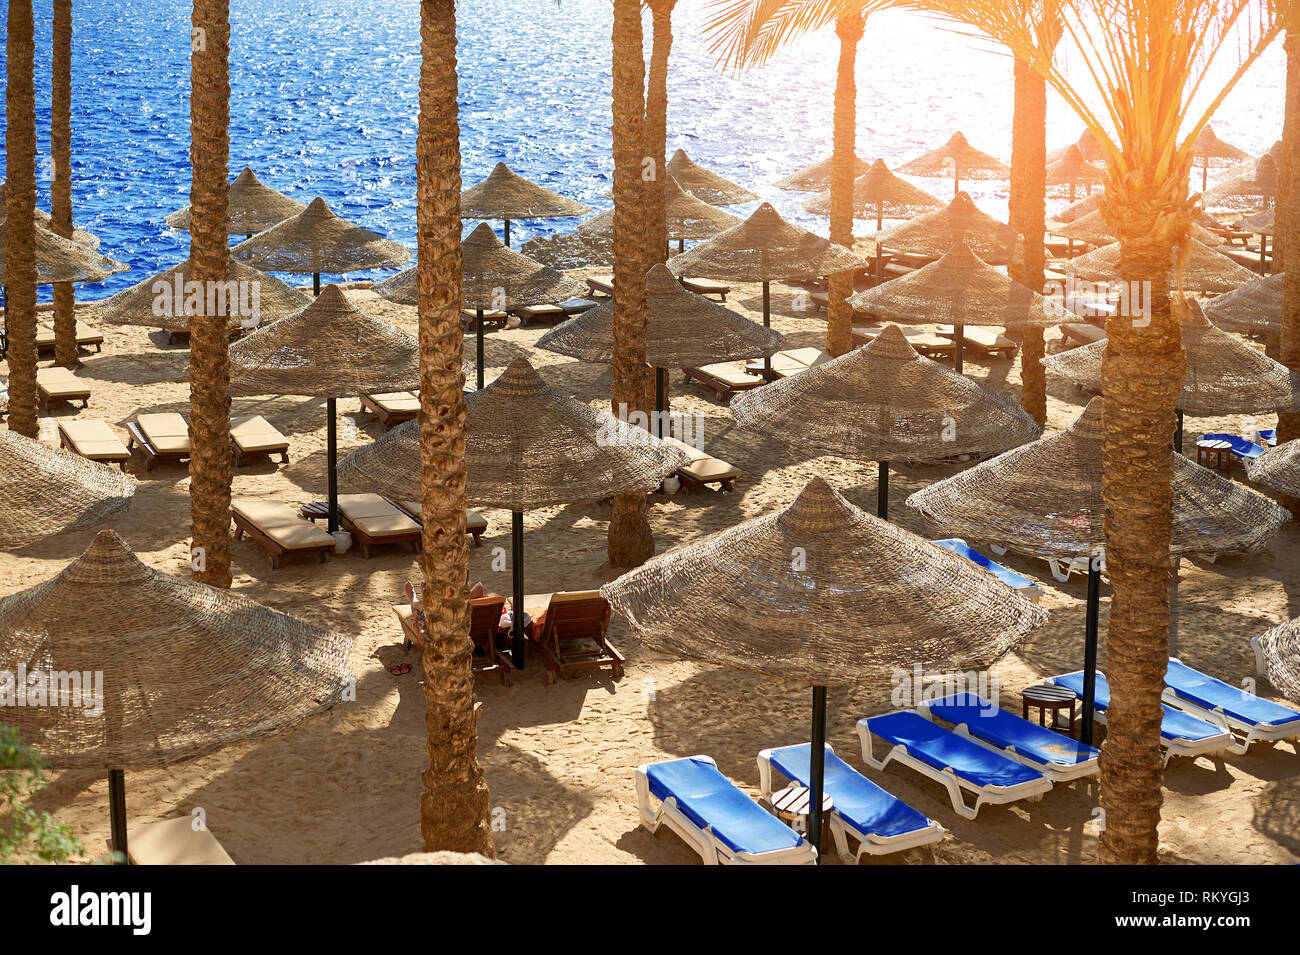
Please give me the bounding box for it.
[602,476,1047,860]
[802,159,943,227]
[1054,191,1102,224]
[460,162,590,247]
[537,263,782,431]
[665,148,757,206]
[730,324,1041,518]
[0,430,135,549]
[0,218,126,286]
[846,241,1070,373]
[1066,238,1258,295]
[1045,144,1105,201]
[165,166,306,238]
[94,255,311,341]
[229,196,411,295]
[897,131,1010,198]
[1050,210,1221,250]
[0,182,99,247]
[874,192,1020,266]
[907,398,1289,742]
[1254,616,1300,705]
[1203,272,1283,339]
[338,358,689,664]
[1191,125,1252,192]
[666,202,864,376]
[0,530,353,862]
[774,153,873,192]
[228,284,419,532]
[1042,302,1300,449]
[1245,439,1300,502]
[1203,154,1278,212]
[1047,128,1107,164]
[374,222,584,388]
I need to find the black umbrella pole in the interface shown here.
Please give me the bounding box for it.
[954,325,965,375]
[327,398,339,533]
[108,769,128,864]
[1174,409,1184,454]
[809,686,827,863]
[655,368,665,438]
[504,219,511,248]
[313,273,321,296]
[476,310,486,390]
[763,281,772,379]
[512,511,525,668]
[877,461,889,520]
[1082,562,1101,746]
[678,238,685,254]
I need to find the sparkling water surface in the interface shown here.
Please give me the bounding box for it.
[0,0,1287,301]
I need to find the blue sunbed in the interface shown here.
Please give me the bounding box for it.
[1164,658,1300,754]
[1049,670,1233,765]
[857,710,1053,819]
[1257,429,1277,446]
[757,743,943,863]
[919,693,1099,781]
[1200,433,1266,461]
[636,756,816,864]
[932,539,1041,601]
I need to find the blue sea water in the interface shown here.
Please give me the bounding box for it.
[0,0,1288,302]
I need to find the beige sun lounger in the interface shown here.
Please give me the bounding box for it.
[126,412,192,469]
[682,363,766,400]
[230,415,290,467]
[360,391,419,428]
[336,493,422,558]
[36,366,91,409]
[531,590,624,684]
[36,320,104,354]
[58,419,130,469]
[587,274,729,301]
[937,326,1018,359]
[127,816,235,866]
[851,327,956,359]
[392,499,489,545]
[1059,323,1107,347]
[461,308,509,328]
[230,498,336,568]
[769,352,812,379]
[508,298,598,325]
[664,436,741,492]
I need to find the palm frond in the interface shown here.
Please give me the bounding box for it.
[703,0,911,70]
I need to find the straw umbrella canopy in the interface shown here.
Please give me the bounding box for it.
[1202,272,1283,338]
[1042,303,1300,446]
[1049,210,1222,250]
[0,218,126,286]
[0,182,99,247]
[0,430,135,550]
[537,263,783,429]
[667,202,864,376]
[1054,191,1102,224]
[1253,616,1300,705]
[1192,125,1252,191]
[602,475,1047,861]
[1203,154,1278,211]
[774,153,873,192]
[165,166,306,237]
[907,397,1290,742]
[1066,238,1258,295]
[846,241,1070,373]
[874,192,1020,266]
[665,148,758,206]
[1045,145,1106,201]
[0,530,353,861]
[228,284,420,531]
[1047,128,1107,164]
[730,324,1042,518]
[897,131,1010,198]
[801,159,943,227]
[374,223,584,388]
[459,162,591,247]
[229,196,411,294]
[94,255,311,337]
[1245,439,1300,502]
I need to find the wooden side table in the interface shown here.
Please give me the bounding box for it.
[1021,683,1079,739]
[769,785,833,842]
[1196,438,1232,472]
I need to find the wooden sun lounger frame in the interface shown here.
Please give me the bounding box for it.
[681,365,765,401]
[387,499,487,545]
[327,500,423,559]
[937,328,1019,359]
[38,376,91,411]
[125,420,192,470]
[37,323,103,354]
[395,597,514,684]
[358,393,419,428]
[57,421,131,470]
[230,508,334,569]
[230,427,290,468]
[531,593,625,684]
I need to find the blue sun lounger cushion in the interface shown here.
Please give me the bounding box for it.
[1200,433,1265,460]
[1049,670,1232,764]
[643,756,806,858]
[922,693,1099,780]
[1163,658,1300,753]
[932,539,1041,600]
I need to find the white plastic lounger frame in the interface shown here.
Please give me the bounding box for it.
[756,745,944,864]
[914,701,1099,783]
[1251,634,1266,677]
[986,546,1104,584]
[856,711,1054,820]
[1161,659,1300,755]
[635,756,817,866]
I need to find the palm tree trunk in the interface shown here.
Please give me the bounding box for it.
[188,0,233,589]
[5,0,39,440]
[51,0,78,370]
[416,0,495,857]
[1008,56,1048,425]
[609,0,655,567]
[826,14,863,358]
[1278,30,1300,495]
[645,0,675,268]
[1098,185,1188,865]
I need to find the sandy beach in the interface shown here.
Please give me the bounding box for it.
[10,266,1298,866]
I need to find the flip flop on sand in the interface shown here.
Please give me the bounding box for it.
[388,662,412,676]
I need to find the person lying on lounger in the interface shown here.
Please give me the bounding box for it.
[404,580,530,646]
